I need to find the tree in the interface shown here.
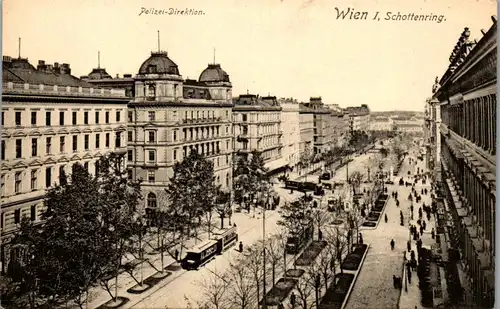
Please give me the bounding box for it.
[233,151,270,214]
[166,151,219,244]
[263,235,285,287]
[324,227,349,274]
[299,147,314,182]
[315,243,336,291]
[294,265,319,309]
[195,270,231,309]
[311,208,332,240]
[226,259,256,309]
[278,198,313,267]
[245,243,265,307]
[96,153,142,303]
[214,191,232,229]
[348,171,364,195]
[10,164,107,308]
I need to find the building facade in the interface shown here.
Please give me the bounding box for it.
[1,55,128,273]
[233,94,283,173]
[430,20,496,308]
[126,53,233,210]
[370,116,394,131]
[301,97,335,155]
[298,104,314,159]
[279,98,300,169]
[330,110,348,148]
[345,104,371,132]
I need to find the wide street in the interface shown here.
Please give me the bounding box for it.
[90,141,432,309]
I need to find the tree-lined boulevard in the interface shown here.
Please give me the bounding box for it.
[1,131,440,309]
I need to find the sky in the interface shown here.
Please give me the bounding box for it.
[2,0,497,111]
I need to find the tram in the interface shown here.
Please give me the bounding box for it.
[286,222,313,254]
[180,239,218,270]
[212,226,238,255]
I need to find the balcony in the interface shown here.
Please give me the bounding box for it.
[238,132,250,139]
[182,117,223,125]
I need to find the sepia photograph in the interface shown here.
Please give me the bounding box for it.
[0,0,497,308]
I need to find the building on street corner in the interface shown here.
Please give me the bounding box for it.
[126,52,234,210]
[429,18,496,308]
[344,104,371,133]
[1,55,129,273]
[233,94,285,175]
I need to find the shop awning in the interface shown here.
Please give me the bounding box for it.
[265,158,288,173]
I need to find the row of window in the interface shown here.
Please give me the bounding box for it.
[1,162,97,197]
[5,110,123,127]
[441,94,496,155]
[128,110,231,123]
[2,133,122,160]
[1,205,38,228]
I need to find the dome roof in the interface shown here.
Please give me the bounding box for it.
[199,64,230,83]
[138,51,180,75]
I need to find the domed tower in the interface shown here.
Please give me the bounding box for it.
[134,51,183,102]
[198,63,232,103]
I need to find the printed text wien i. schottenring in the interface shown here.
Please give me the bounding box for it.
[334,7,446,23]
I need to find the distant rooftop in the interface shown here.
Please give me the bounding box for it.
[3,56,92,88]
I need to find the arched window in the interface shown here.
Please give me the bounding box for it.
[147,192,157,208]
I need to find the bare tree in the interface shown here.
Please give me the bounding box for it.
[294,265,320,309]
[324,226,349,274]
[311,208,332,240]
[274,229,291,279]
[195,270,231,309]
[245,243,264,307]
[264,235,285,286]
[226,260,256,309]
[315,242,336,291]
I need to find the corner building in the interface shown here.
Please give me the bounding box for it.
[431,20,496,308]
[1,56,128,273]
[233,95,284,174]
[127,52,233,210]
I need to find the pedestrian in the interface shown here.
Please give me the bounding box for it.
[407,240,411,252]
[420,226,424,236]
[239,241,243,253]
[422,220,426,230]
[431,228,435,239]
[390,239,395,250]
[385,214,388,223]
[290,291,296,308]
[175,249,179,261]
[278,303,284,309]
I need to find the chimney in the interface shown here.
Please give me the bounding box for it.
[60,63,71,74]
[116,74,119,78]
[53,62,60,74]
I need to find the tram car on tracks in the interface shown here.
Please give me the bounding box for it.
[180,239,218,270]
[212,226,238,255]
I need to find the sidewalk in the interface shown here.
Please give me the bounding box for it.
[398,154,440,309]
